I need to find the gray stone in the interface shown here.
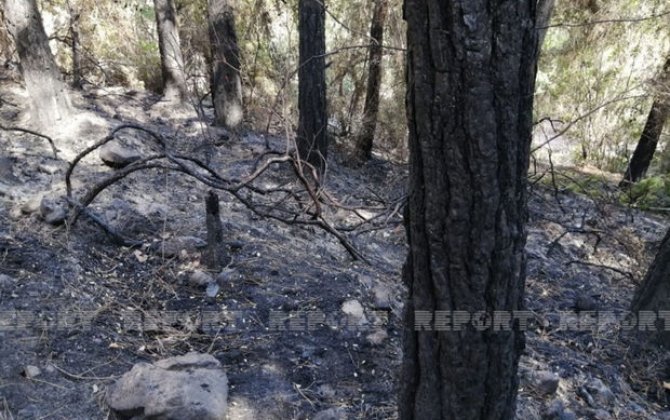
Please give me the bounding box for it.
[366,329,388,346]
[372,284,392,309]
[21,195,42,214]
[0,156,18,184]
[206,283,220,298]
[39,196,67,225]
[0,274,15,288]
[106,352,228,420]
[23,365,41,379]
[190,270,214,287]
[341,299,367,325]
[533,370,560,395]
[99,141,141,168]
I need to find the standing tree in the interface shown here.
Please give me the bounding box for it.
[630,227,670,346]
[67,0,83,89]
[153,0,188,103]
[354,0,388,162]
[2,0,72,128]
[536,0,556,50]
[620,54,670,185]
[399,1,538,419]
[207,0,243,129]
[297,0,327,176]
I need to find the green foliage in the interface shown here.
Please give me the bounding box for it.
[621,175,670,208]
[535,0,670,172]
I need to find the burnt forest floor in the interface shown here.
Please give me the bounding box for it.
[1,76,670,419]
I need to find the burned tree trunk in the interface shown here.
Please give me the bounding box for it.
[354,0,388,162]
[207,0,243,129]
[621,55,670,185]
[399,1,538,419]
[204,190,227,271]
[297,0,327,176]
[153,0,188,102]
[631,228,670,346]
[2,0,72,128]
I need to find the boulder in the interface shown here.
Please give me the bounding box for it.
[99,141,141,168]
[106,352,228,420]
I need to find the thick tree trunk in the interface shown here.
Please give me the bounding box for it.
[399,1,538,419]
[297,0,327,176]
[153,0,188,102]
[2,0,72,128]
[354,0,388,161]
[536,0,555,50]
[621,55,670,185]
[630,228,670,346]
[207,0,243,129]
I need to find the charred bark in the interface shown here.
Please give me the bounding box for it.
[207,0,243,129]
[297,0,328,176]
[399,1,538,418]
[621,55,670,185]
[630,228,670,346]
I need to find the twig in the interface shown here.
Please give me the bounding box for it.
[0,124,59,158]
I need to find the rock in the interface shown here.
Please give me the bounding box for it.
[533,370,560,395]
[190,270,214,287]
[372,284,392,309]
[21,195,42,214]
[99,141,141,168]
[106,352,228,420]
[341,299,367,326]
[366,329,388,346]
[206,282,220,298]
[583,378,614,406]
[313,407,347,420]
[543,399,577,420]
[22,365,41,379]
[0,273,15,288]
[39,196,67,225]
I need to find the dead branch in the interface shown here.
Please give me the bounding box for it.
[0,124,59,158]
[65,124,387,262]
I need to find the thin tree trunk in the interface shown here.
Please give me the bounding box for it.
[2,0,72,128]
[68,2,82,89]
[399,1,538,419]
[621,55,670,185]
[355,0,388,161]
[536,0,555,50]
[153,0,188,102]
[297,0,327,177]
[208,0,243,129]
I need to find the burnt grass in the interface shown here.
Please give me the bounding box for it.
[1,81,670,419]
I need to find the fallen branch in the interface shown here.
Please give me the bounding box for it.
[0,124,59,158]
